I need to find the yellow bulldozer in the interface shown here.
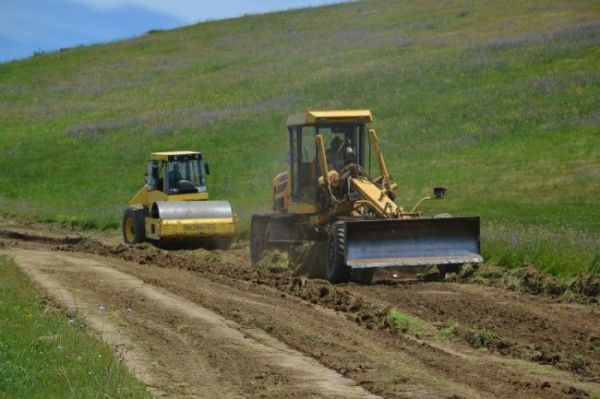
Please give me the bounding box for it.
[250,110,482,283]
[123,151,237,249]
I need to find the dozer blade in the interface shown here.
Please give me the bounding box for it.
[344,217,482,269]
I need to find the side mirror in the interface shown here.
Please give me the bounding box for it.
[433,187,447,199]
[205,163,210,175]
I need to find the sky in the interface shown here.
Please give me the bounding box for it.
[0,0,347,63]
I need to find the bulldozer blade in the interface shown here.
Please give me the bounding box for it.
[344,217,482,269]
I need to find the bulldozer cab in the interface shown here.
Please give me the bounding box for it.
[147,152,209,195]
[286,111,372,211]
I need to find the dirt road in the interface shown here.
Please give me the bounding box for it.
[1,228,598,398]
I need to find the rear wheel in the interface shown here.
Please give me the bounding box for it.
[326,222,350,283]
[250,216,267,264]
[122,208,146,244]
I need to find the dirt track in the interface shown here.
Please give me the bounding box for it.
[1,227,599,398]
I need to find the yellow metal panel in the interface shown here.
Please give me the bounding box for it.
[148,190,209,204]
[368,129,395,193]
[154,217,237,239]
[351,178,399,218]
[288,202,321,214]
[287,110,373,126]
[150,151,201,160]
[166,192,209,201]
[286,112,309,126]
[147,189,169,205]
[130,187,209,208]
[309,110,372,122]
[316,134,330,187]
[128,186,149,206]
[273,171,288,185]
[145,218,161,240]
[272,171,289,211]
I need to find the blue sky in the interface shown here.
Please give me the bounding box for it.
[0,0,347,63]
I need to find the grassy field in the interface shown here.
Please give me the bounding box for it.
[0,256,149,398]
[0,0,598,276]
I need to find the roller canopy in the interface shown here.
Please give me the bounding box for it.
[344,217,482,269]
[154,201,233,220]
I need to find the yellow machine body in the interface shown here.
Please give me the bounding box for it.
[144,217,237,241]
[251,110,482,283]
[123,151,237,247]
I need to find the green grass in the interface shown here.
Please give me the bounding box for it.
[440,322,498,349]
[384,309,499,350]
[483,223,599,277]
[0,256,150,398]
[0,0,599,277]
[385,308,433,337]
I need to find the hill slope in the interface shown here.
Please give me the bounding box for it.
[1,0,599,275]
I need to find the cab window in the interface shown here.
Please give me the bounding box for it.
[165,156,207,194]
[289,126,317,203]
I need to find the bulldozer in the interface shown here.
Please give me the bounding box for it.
[123,151,237,249]
[250,110,482,283]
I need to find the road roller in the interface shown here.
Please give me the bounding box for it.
[122,151,237,249]
[250,110,482,283]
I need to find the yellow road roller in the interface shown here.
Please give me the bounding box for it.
[123,151,237,249]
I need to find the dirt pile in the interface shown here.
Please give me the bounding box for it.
[571,273,600,299]
[255,249,291,273]
[0,229,83,246]
[452,263,600,304]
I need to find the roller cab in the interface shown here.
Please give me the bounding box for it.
[123,151,237,249]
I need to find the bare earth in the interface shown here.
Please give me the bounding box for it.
[0,226,598,399]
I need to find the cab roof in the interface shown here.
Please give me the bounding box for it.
[150,151,201,161]
[287,110,373,126]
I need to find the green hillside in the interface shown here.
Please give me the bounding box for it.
[1,0,599,276]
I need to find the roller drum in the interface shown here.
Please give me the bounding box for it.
[154,201,233,220]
